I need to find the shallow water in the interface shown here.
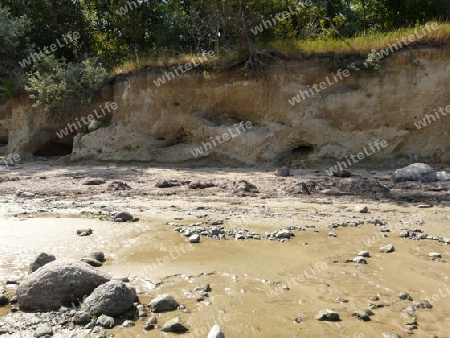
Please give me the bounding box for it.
[1,197,450,337]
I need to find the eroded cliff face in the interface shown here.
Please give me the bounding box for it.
[1,45,450,168]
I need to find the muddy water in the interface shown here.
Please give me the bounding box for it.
[1,198,450,338]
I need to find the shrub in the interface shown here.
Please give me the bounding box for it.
[25,55,107,113]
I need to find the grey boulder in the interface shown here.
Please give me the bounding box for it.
[436,171,450,181]
[17,259,110,311]
[29,252,56,274]
[81,280,136,317]
[161,317,188,333]
[391,163,436,183]
[149,294,179,313]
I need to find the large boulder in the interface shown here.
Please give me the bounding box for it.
[29,253,56,274]
[391,163,436,183]
[81,280,136,317]
[16,259,110,311]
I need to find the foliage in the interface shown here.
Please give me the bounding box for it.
[0,78,18,98]
[25,55,107,112]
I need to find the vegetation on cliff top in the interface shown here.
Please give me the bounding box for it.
[0,0,449,110]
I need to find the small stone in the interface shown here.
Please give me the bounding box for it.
[335,298,348,303]
[96,314,114,329]
[81,257,102,267]
[235,233,245,240]
[352,256,367,264]
[0,295,9,306]
[355,205,368,213]
[34,324,53,337]
[368,295,379,301]
[274,166,290,177]
[193,284,210,293]
[88,252,105,262]
[73,311,91,325]
[161,317,188,333]
[399,292,413,301]
[316,309,340,321]
[380,226,390,232]
[189,234,201,243]
[413,300,432,309]
[328,232,337,237]
[399,230,409,238]
[294,317,303,323]
[114,211,133,222]
[137,304,147,317]
[358,251,370,257]
[380,244,395,253]
[122,320,135,328]
[77,228,92,236]
[208,324,225,338]
[353,309,372,321]
[428,252,441,259]
[382,333,401,338]
[149,294,179,313]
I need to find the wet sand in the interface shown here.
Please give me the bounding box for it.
[0,161,449,337]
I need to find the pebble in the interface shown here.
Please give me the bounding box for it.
[208,324,225,338]
[161,317,188,333]
[353,309,373,321]
[380,244,395,253]
[355,205,368,213]
[315,309,340,321]
[428,252,441,259]
[189,234,201,243]
[352,256,367,264]
[399,292,413,301]
[34,324,53,337]
[358,251,370,257]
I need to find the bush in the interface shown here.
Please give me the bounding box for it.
[0,78,18,99]
[25,55,108,113]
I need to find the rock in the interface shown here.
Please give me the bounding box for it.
[399,230,410,238]
[88,120,101,132]
[352,256,367,264]
[188,181,215,189]
[315,309,340,321]
[358,251,370,257]
[232,180,259,194]
[81,280,136,317]
[122,320,135,328]
[274,166,290,177]
[328,232,337,237]
[353,309,372,321]
[96,314,114,329]
[391,163,436,183]
[208,324,225,338]
[16,259,110,311]
[380,244,395,253]
[428,252,441,259]
[34,324,53,337]
[83,179,106,185]
[0,295,9,306]
[107,181,132,191]
[355,205,368,213]
[81,257,102,267]
[380,226,390,232]
[399,292,413,301]
[436,171,450,181]
[137,304,147,317]
[155,180,181,188]
[161,317,188,333]
[332,170,352,177]
[114,211,133,222]
[149,294,179,313]
[73,311,91,325]
[193,284,210,293]
[29,252,56,274]
[88,252,105,262]
[189,234,201,243]
[413,300,432,309]
[143,316,157,330]
[382,333,401,338]
[77,228,93,236]
[294,317,304,323]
